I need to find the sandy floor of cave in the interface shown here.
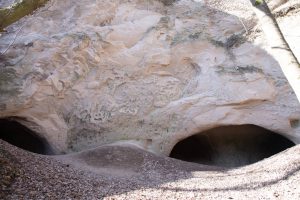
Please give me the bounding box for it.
[1,140,300,199]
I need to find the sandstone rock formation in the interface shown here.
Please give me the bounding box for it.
[0,0,300,156]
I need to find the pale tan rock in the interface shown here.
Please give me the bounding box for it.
[0,0,299,155]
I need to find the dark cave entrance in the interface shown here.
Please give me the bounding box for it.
[170,125,295,168]
[0,118,54,155]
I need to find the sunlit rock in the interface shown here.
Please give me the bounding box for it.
[0,0,299,155]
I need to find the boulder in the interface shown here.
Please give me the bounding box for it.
[0,0,299,155]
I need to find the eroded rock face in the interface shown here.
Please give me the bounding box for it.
[0,0,17,8]
[0,0,299,154]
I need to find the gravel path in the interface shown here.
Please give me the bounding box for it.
[1,140,300,199]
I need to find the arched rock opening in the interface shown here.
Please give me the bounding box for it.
[170,125,295,168]
[0,118,54,155]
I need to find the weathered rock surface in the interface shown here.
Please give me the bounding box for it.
[273,0,300,61]
[0,0,299,155]
[0,0,17,8]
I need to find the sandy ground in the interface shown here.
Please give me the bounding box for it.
[1,140,300,199]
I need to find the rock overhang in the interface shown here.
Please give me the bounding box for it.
[0,0,299,156]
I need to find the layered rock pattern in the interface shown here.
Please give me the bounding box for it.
[0,0,299,154]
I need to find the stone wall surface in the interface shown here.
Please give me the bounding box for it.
[0,0,17,8]
[0,0,299,154]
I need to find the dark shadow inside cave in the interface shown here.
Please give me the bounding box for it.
[170,125,295,168]
[0,118,54,155]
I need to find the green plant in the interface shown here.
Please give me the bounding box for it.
[255,0,263,6]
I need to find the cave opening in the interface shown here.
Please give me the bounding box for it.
[0,118,54,155]
[170,125,295,168]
